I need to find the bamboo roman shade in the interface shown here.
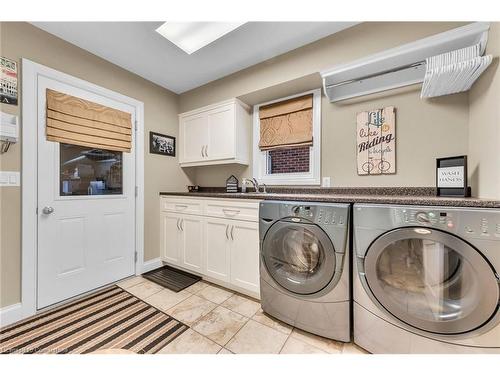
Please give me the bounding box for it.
[258,94,313,151]
[46,89,132,152]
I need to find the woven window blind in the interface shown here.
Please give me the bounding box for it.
[46,89,132,152]
[258,94,313,151]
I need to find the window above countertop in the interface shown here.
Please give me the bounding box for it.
[252,88,321,185]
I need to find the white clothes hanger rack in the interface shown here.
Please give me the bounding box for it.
[421,43,492,98]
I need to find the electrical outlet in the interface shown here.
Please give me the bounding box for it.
[322,177,331,187]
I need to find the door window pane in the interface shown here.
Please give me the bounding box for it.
[60,144,123,196]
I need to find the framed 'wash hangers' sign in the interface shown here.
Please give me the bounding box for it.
[356,106,396,176]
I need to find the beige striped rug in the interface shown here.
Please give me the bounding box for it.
[0,285,188,354]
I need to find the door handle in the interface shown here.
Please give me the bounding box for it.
[42,206,54,215]
[201,146,204,157]
[176,218,180,231]
[180,219,184,231]
[225,224,229,240]
[230,225,234,241]
[205,145,208,157]
[222,208,240,216]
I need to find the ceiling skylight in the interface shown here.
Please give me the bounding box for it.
[156,22,246,54]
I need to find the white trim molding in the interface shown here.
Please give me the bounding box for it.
[142,258,163,273]
[252,88,322,185]
[19,59,145,325]
[0,303,23,328]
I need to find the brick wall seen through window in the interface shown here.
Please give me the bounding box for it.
[268,146,310,174]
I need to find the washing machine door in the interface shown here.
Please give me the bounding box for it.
[362,227,500,335]
[262,220,336,295]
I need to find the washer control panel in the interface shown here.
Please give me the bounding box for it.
[317,207,346,225]
[277,202,347,226]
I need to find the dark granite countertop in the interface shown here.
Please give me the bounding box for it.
[159,187,500,209]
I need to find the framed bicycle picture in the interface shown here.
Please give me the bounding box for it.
[356,106,396,175]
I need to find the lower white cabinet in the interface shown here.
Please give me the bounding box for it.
[180,215,204,273]
[229,220,260,293]
[160,212,204,274]
[204,217,231,283]
[160,212,182,266]
[160,197,261,297]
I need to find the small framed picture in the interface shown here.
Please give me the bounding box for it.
[436,155,470,197]
[149,132,175,157]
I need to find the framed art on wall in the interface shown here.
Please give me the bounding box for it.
[436,155,471,197]
[1,57,18,105]
[356,106,396,176]
[149,131,175,157]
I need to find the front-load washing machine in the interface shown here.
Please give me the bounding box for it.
[353,204,500,353]
[259,201,351,341]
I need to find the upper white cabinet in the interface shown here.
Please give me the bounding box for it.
[179,99,251,167]
[182,113,208,163]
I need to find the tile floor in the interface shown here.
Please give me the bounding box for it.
[116,276,369,355]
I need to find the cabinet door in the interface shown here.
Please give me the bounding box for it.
[181,113,208,162]
[180,215,204,273]
[160,212,181,266]
[204,217,231,282]
[206,105,234,160]
[230,220,260,294]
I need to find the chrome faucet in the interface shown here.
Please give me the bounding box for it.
[242,178,266,193]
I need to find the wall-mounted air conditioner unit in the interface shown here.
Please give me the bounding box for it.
[321,22,490,102]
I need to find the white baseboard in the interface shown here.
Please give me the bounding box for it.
[141,257,163,274]
[0,303,23,328]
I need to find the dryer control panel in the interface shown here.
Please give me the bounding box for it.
[391,207,500,240]
[396,209,457,230]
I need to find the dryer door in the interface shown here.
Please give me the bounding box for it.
[362,227,499,335]
[262,220,337,295]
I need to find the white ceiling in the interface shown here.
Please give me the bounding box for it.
[32,22,358,93]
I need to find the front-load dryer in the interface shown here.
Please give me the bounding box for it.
[259,201,351,341]
[353,204,500,353]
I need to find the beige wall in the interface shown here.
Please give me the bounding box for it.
[0,22,194,308]
[179,22,472,188]
[468,23,500,200]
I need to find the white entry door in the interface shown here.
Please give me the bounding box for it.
[37,76,136,309]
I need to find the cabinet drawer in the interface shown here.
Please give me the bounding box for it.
[160,197,203,215]
[205,199,260,222]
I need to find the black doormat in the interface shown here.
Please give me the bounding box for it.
[142,265,202,293]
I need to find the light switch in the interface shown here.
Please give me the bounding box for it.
[0,171,20,186]
[322,177,331,187]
